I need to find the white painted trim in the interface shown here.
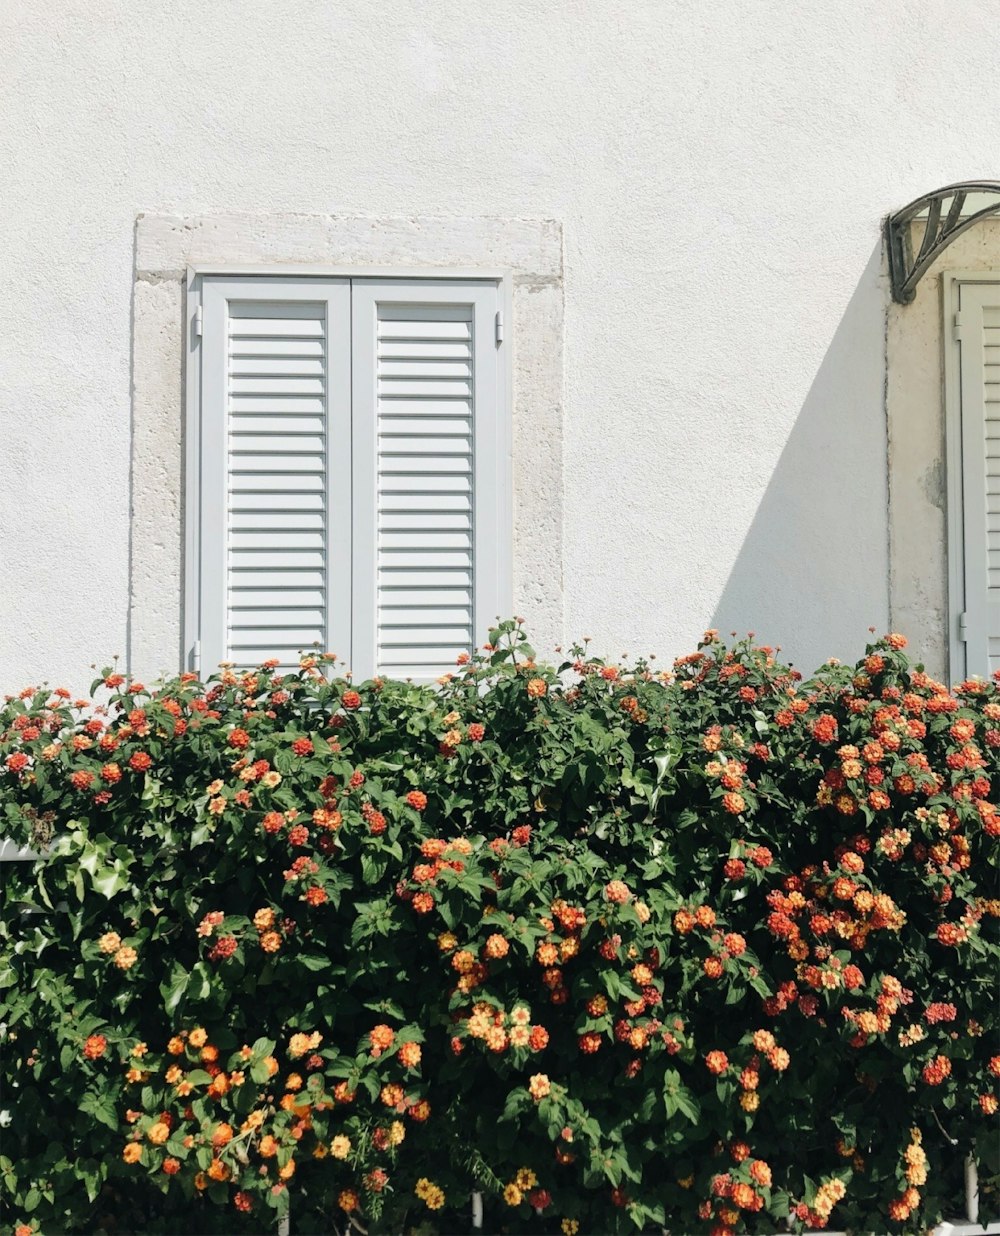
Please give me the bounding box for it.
[499,272,515,619]
[944,272,968,682]
[184,273,202,672]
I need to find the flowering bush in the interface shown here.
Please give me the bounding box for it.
[1,621,998,1235]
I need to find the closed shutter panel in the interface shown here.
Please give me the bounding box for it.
[351,280,510,680]
[197,279,351,671]
[955,282,1000,677]
[192,275,509,681]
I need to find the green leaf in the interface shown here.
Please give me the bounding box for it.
[298,953,329,971]
[160,963,189,1017]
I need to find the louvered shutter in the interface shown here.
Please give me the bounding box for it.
[350,279,509,680]
[955,282,1000,677]
[197,278,352,670]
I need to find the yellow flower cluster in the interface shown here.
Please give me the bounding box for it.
[904,1128,928,1187]
[503,1168,537,1206]
[288,1030,322,1058]
[97,930,137,970]
[811,1177,847,1221]
[415,1177,445,1209]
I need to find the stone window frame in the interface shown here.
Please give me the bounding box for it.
[130,213,564,677]
[886,218,1000,682]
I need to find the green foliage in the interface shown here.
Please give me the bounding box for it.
[0,622,998,1234]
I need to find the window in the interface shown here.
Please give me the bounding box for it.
[946,275,1000,678]
[186,273,511,680]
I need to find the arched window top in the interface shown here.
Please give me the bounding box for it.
[886,180,1000,304]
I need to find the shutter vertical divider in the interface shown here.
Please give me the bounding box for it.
[324,286,354,670]
[350,287,379,680]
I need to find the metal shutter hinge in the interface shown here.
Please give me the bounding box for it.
[191,640,201,673]
[194,306,203,338]
[495,310,504,345]
[953,312,964,342]
[958,612,968,642]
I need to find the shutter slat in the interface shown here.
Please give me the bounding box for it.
[378,319,471,339]
[231,434,326,454]
[230,531,326,551]
[231,415,326,435]
[379,586,474,607]
[229,568,326,588]
[378,606,473,625]
[230,357,326,377]
[380,439,471,459]
[380,416,474,437]
[381,511,472,530]
[381,548,472,567]
[379,455,472,475]
[230,453,325,474]
[231,588,325,607]
[232,473,326,493]
[378,651,471,668]
[379,625,472,644]
[379,340,472,359]
[381,493,472,512]
[231,606,326,625]
[379,359,471,379]
[230,396,326,413]
[379,563,472,581]
[381,474,472,493]
[230,549,326,569]
[374,398,477,418]
[379,379,472,398]
[230,338,326,358]
[232,376,326,395]
[231,510,326,531]
[231,497,325,515]
[381,530,472,550]
[230,320,325,337]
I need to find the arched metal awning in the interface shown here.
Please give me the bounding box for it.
[886,180,1000,304]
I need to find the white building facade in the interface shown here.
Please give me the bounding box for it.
[2,2,999,689]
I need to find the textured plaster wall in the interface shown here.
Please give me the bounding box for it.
[887,219,1000,682]
[2,1,1000,689]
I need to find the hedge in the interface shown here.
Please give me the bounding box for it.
[0,621,998,1235]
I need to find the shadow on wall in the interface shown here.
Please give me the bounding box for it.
[709,242,890,675]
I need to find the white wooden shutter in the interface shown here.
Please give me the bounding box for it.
[350,279,510,680]
[954,281,1000,678]
[192,274,510,680]
[197,278,352,671]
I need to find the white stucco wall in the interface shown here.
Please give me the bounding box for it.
[2,1,999,690]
